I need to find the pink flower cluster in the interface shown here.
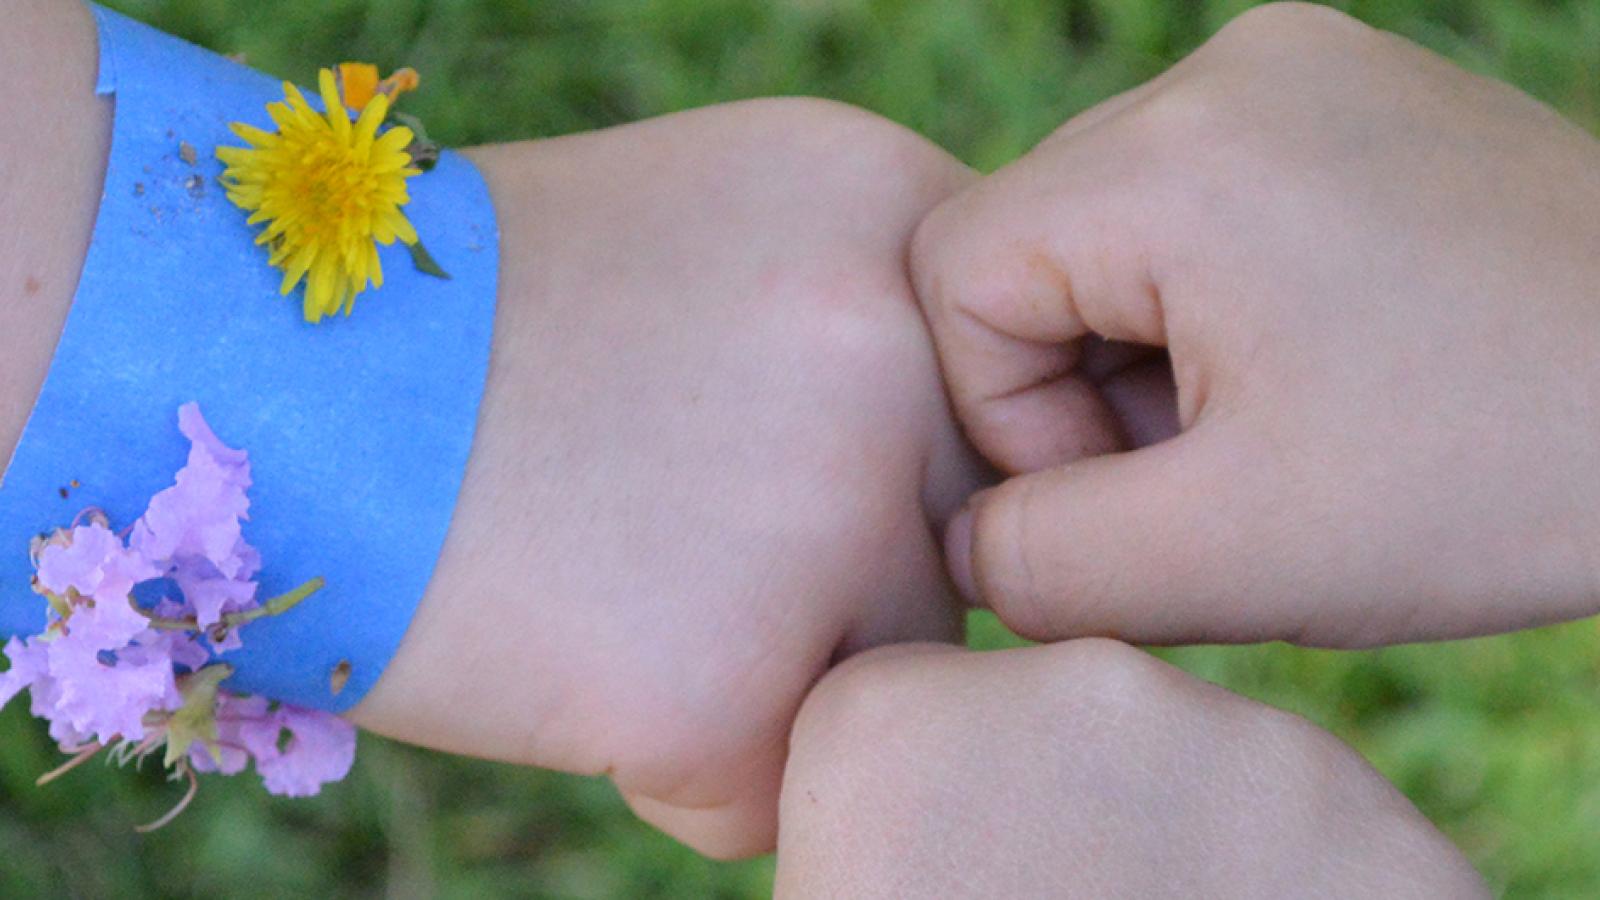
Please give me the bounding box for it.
[0,404,354,806]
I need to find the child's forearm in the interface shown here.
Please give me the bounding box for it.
[0,0,107,465]
[0,4,987,857]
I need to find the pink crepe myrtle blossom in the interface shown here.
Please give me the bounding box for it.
[0,404,353,830]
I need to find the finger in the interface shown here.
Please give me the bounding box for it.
[946,427,1320,646]
[910,112,1179,474]
[1074,339,1179,448]
[1098,355,1180,447]
[977,367,1128,474]
[1076,336,1162,381]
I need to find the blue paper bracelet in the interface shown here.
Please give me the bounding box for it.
[0,7,500,712]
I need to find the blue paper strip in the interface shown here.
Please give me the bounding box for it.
[0,7,499,712]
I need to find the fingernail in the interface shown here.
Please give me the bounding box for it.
[945,504,979,604]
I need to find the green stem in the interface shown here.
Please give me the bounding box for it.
[141,576,326,633]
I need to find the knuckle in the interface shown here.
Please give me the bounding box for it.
[1110,5,1380,195]
[907,186,1006,339]
[1119,85,1247,214]
[998,642,1185,766]
[1126,78,1226,142]
[909,171,1051,325]
[1120,79,1266,203]
[789,650,938,765]
[1054,639,1175,709]
[908,197,959,311]
[1221,2,1364,48]
[1241,701,1375,792]
[1264,704,1345,762]
[785,693,934,819]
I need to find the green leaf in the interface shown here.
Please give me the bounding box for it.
[44,591,72,622]
[407,239,452,281]
[163,664,233,769]
[390,112,441,172]
[390,111,431,143]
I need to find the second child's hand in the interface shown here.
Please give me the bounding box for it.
[917,3,1600,649]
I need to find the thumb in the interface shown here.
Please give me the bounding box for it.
[945,428,1319,646]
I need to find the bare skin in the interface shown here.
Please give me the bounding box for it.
[1,0,983,858]
[776,641,1489,899]
[2,2,1530,878]
[917,2,1600,649]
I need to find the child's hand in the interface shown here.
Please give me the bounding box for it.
[776,641,1488,898]
[913,3,1600,648]
[349,100,984,857]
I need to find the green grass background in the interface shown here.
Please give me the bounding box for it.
[4,0,1599,897]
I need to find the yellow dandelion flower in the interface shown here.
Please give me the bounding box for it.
[218,69,422,323]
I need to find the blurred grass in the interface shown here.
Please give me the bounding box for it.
[3,0,1598,896]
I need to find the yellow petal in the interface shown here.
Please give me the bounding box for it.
[352,93,390,150]
[374,126,414,156]
[282,83,315,118]
[390,214,418,246]
[280,245,318,294]
[318,69,351,142]
[266,100,298,131]
[228,122,278,147]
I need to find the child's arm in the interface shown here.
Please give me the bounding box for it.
[1,0,986,858]
[0,0,106,461]
[353,106,985,856]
